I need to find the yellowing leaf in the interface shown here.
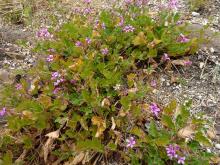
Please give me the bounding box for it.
[133,32,147,46]
[111,117,116,130]
[177,125,194,138]
[92,116,106,137]
[69,59,83,71]
[38,95,52,109]
[207,127,216,139]
[101,98,111,107]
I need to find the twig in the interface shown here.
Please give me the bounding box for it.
[200,55,209,79]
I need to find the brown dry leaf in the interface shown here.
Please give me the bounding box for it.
[91,116,106,137]
[101,98,110,107]
[207,127,216,139]
[210,156,220,164]
[42,130,60,163]
[111,117,116,130]
[142,103,149,111]
[171,59,185,66]
[171,75,178,84]
[64,152,85,165]
[177,125,195,138]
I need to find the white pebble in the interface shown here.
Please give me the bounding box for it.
[215,144,220,149]
[192,12,200,17]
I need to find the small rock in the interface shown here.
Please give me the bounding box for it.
[192,12,200,17]
[215,144,220,149]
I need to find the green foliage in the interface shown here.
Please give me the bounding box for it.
[0,2,215,164]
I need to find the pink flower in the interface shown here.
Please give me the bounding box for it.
[15,83,22,90]
[0,107,6,117]
[150,80,157,87]
[117,16,124,27]
[46,55,54,62]
[53,87,62,94]
[75,41,82,47]
[36,28,53,39]
[83,8,92,15]
[178,33,190,43]
[126,136,136,148]
[86,37,92,44]
[149,103,160,117]
[184,60,192,66]
[102,23,106,29]
[125,0,133,4]
[123,25,135,32]
[84,0,92,3]
[101,48,109,55]
[51,72,61,80]
[166,144,179,159]
[177,156,185,164]
[168,0,178,10]
[162,53,170,61]
[135,0,148,6]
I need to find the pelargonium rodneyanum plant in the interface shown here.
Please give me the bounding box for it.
[0,0,214,164]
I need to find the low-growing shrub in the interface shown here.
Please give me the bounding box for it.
[0,0,215,164]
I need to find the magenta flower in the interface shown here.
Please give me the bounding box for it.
[53,87,62,94]
[84,8,92,15]
[84,0,92,3]
[46,55,54,62]
[166,144,179,159]
[54,78,65,86]
[150,80,157,87]
[177,156,185,164]
[123,25,135,33]
[0,107,6,117]
[102,23,106,29]
[125,0,132,4]
[178,33,190,43]
[101,48,109,55]
[126,136,136,148]
[117,16,124,27]
[75,41,82,47]
[162,53,170,61]
[36,28,53,39]
[135,0,148,6]
[15,83,22,90]
[168,0,178,10]
[86,37,92,44]
[150,103,161,117]
[184,60,192,66]
[51,72,61,80]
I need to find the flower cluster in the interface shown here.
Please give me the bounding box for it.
[166,144,186,164]
[0,107,6,117]
[168,0,179,10]
[15,83,22,90]
[126,136,136,148]
[46,55,54,62]
[101,48,109,55]
[178,33,190,43]
[36,28,53,39]
[149,103,161,117]
[123,25,135,32]
[51,72,65,86]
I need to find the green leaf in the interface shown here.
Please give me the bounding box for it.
[161,115,175,129]
[76,139,104,152]
[163,99,177,115]
[149,121,158,137]
[154,135,170,146]
[195,132,211,147]
[130,126,146,138]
